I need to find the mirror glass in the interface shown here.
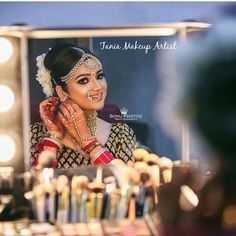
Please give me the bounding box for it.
[28,31,181,164]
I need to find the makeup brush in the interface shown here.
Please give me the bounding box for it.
[88,182,105,221]
[37,149,56,170]
[133,148,149,162]
[42,168,56,222]
[56,175,69,224]
[103,176,118,219]
[117,166,140,219]
[159,157,173,183]
[144,153,160,166]
[95,166,103,184]
[71,176,79,223]
[33,183,46,222]
[76,175,89,223]
[144,153,161,205]
[134,162,154,217]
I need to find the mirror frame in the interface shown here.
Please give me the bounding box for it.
[0,22,211,171]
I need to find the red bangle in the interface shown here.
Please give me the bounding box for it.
[82,139,97,153]
[91,149,115,165]
[36,139,61,152]
[42,139,60,150]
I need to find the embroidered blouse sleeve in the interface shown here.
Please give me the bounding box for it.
[113,123,137,163]
[29,122,47,166]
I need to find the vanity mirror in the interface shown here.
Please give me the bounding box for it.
[0,22,210,172]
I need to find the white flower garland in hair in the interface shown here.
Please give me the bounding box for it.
[36,53,54,97]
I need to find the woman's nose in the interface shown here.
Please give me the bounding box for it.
[92,78,102,90]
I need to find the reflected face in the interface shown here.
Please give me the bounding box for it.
[65,63,107,111]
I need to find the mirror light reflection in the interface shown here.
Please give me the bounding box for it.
[0,37,13,64]
[0,85,15,112]
[0,134,16,162]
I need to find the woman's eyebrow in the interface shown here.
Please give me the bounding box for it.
[96,69,103,74]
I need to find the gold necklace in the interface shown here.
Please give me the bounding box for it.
[85,111,97,136]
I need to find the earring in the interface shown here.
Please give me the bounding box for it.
[60,95,67,102]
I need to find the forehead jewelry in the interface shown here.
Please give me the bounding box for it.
[60,48,102,83]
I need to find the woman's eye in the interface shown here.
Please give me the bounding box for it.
[77,77,89,84]
[97,73,105,80]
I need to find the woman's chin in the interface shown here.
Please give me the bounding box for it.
[85,101,105,111]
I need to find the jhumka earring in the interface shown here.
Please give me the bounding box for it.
[60,95,67,102]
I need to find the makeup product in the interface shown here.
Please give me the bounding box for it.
[71,176,79,223]
[33,184,46,222]
[87,222,104,236]
[103,176,118,219]
[88,182,105,221]
[133,148,149,162]
[75,223,90,236]
[117,167,140,219]
[95,166,103,184]
[56,175,69,224]
[29,222,57,235]
[142,154,160,206]
[159,157,173,183]
[77,176,89,223]
[61,224,77,236]
[128,192,136,220]
[42,168,56,222]
[134,161,157,216]
[108,190,121,220]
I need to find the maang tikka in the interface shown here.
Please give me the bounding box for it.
[60,48,102,83]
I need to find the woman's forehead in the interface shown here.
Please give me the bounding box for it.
[74,64,103,76]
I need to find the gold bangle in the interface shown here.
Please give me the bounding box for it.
[45,133,62,144]
[86,142,102,154]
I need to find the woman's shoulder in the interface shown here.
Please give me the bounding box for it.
[111,122,135,137]
[112,122,132,130]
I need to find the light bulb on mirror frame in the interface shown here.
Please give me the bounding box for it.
[0,37,14,64]
[0,134,16,162]
[0,85,15,112]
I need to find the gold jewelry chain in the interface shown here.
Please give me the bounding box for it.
[85,111,97,136]
[70,113,95,147]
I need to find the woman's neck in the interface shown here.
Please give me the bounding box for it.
[84,110,97,116]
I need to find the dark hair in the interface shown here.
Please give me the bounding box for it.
[44,43,98,91]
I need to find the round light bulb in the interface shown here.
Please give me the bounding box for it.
[0,85,15,112]
[0,135,16,162]
[0,37,13,63]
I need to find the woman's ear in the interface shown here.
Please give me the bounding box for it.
[55,85,68,102]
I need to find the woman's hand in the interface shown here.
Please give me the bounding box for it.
[39,97,64,139]
[58,99,93,147]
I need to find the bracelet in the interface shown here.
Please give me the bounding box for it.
[82,139,97,152]
[86,142,102,154]
[42,137,61,150]
[91,148,115,165]
[36,138,61,152]
[44,133,62,144]
[49,133,62,143]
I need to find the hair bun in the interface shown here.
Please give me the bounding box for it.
[44,42,75,71]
